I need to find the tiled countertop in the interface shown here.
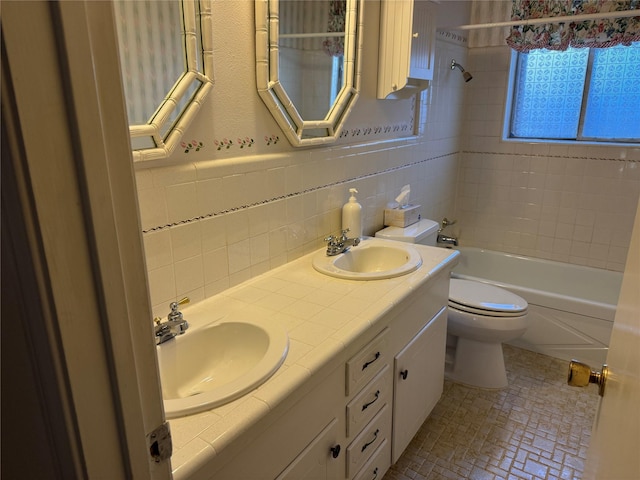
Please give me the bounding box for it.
[167,238,459,479]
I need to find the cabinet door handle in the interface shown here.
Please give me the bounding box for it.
[361,429,379,453]
[400,369,408,380]
[330,444,341,459]
[362,351,380,371]
[361,390,380,411]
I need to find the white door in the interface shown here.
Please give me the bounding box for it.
[583,196,640,479]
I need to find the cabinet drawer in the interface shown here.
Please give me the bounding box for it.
[346,365,391,437]
[346,404,391,478]
[346,328,389,395]
[351,438,391,480]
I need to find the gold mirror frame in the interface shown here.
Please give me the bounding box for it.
[255,0,364,147]
[117,0,214,164]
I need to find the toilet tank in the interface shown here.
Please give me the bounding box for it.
[375,219,439,246]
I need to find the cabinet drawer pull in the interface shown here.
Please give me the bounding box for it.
[362,352,381,371]
[361,429,379,453]
[400,369,408,380]
[371,467,379,480]
[330,444,341,459]
[361,390,380,411]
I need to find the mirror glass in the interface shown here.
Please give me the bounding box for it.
[114,0,214,163]
[255,0,363,146]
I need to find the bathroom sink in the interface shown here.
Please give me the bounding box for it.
[157,320,289,418]
[312,238,422,280]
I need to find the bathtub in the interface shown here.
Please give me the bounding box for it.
[451,247,623,365]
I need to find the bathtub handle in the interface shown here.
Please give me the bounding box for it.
[567,360,608,396]
[440,217,457,229]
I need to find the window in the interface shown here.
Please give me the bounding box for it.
[505,41,640,144]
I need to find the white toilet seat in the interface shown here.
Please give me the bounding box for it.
[448,300,527,317]
[449,279,527,316]
[447,304,529,341]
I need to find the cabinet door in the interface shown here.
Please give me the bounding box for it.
[392,307,447,462]
[409,0,436,81]
[377,0,414,98]
[276,418,342,480]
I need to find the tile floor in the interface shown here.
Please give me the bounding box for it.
[384,345,599,480]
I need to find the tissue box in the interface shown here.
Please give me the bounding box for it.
[384,204,421,227]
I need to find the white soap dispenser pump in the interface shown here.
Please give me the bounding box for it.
[342,188,363,239]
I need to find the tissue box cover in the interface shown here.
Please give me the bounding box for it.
[384,204,421,227]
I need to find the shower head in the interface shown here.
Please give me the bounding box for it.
[451,59,473,82]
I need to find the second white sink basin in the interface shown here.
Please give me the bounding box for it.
[157,319,289,418]
[312,238,422,280]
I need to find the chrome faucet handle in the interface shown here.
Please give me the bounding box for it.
[325,229,350,245]
[324,235,339,249]
[168,297,190,322]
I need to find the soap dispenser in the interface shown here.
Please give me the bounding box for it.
[342,188,363,239]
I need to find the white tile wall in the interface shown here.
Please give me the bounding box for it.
[138,36,639,318]
[139,150,462,316]
[457,45,640,271]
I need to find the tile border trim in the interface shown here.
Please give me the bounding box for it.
[142,152,458,233]
[463,150,639,162]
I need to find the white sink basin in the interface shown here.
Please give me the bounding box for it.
[312,238,422,280]
[157,320,289,418]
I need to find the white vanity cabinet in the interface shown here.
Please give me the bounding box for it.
[377,0,437,99]
[198,267,452,480]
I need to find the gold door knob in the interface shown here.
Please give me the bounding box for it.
[567,360,608,396]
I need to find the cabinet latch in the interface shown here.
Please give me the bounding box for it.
[147,422,172,463]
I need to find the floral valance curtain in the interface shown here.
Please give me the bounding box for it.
[506,0,640,52]
[323,0,346,56]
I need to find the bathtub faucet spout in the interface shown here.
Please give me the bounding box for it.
[438,217,458,247]
[437,233,458,247]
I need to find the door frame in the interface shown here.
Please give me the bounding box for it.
[1,1,169,478]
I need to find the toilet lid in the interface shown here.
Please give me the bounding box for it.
[449,279,527,314]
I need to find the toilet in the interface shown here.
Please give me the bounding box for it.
[376,219,529,389]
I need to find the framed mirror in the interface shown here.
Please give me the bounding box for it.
[255,0,363,147]
[114,0,214,163]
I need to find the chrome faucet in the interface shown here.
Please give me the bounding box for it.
[154,297,190,345]
[325,229,360,256]
[437,233,458,247]
[437,217,458,247]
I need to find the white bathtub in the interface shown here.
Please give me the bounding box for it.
[451,247,623,365]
